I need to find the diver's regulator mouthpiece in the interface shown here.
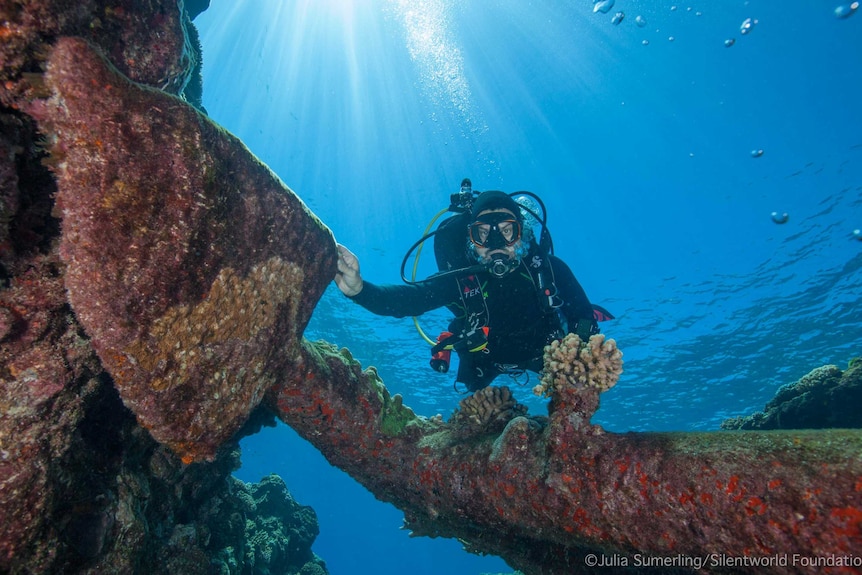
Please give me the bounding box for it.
[488,255,516,277]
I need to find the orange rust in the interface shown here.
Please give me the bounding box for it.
[767,479,782,490]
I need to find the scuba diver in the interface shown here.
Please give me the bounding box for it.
[334,181,610,392]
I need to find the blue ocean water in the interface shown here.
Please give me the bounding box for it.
[195,2,861,573]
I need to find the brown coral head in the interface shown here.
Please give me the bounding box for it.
[451,386,527,429]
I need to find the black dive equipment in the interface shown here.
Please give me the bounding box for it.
[400,178,562,377]
[399,179,552,285]
[402,178,612,382]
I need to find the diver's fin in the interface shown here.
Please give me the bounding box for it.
[592,304,615,322]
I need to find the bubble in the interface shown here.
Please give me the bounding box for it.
[771,212,789,224]
[724,38,736,47]
[740,17,758,35]
[835,2,859,18]
[593,0,615,14]
[635,15,647,27]
[642,39,650,45]
[671,5,678,11]
[751,149,764,158]
[853,229,862,240]
[611,11,625,25]
[668,36,675,42]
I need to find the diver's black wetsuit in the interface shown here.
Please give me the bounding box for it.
[349,253,595,391]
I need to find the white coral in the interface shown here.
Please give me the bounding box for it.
[534,334,623,397]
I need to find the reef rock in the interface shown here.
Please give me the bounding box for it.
[221,474,327,575]
[722,360,862,430]
[0,0,335,572]
[26,37,336,462]
[0,0,197,108]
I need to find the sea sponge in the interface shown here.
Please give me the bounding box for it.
[533,334,623,397]
[450,386,527,429]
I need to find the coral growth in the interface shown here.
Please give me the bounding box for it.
[27,37,336,462]
[450,386,527,430]
[533,333,623,397]
[0,0,194,108]
[2,1,861,573]
[216,474,328,575]
[722,362,862,430]
[0,0,334,573]
[271,341,862,575]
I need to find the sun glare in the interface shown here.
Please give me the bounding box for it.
[384,0,479,131]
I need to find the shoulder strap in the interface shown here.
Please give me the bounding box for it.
[454,273,489,332]
[523,242,563,311]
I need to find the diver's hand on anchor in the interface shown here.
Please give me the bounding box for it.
[335,244,364,297]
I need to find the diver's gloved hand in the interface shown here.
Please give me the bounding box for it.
[335,244,364,297]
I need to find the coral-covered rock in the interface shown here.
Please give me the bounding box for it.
[27,37,336,462]
[0,258,94,570]
[1,1,333,573]
[219,474,327,575]
[722,362,862,430]
[0,0,195,108]
[270,339,862,575]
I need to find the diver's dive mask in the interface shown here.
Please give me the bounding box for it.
[468,212,522,250]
